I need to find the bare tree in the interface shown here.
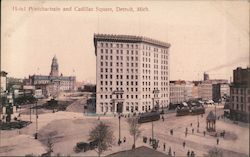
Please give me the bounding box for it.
[127,117,141,149]
[205,147,223,157]
[89,122,115,157]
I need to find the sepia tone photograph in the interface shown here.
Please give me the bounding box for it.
[0,0,249,157]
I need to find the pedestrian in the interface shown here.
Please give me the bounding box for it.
[168,147,172,156]
[173,151,175,156]
[217,138,219,145]
[191,151,195,157]
[203,131,206,136]
[187,150,190,157]
[163,143,166,151]
[192,128,194,134]
[183,141,186,148]
[190,123,192,127]
[149,137,152,144]
[123,137,126,143]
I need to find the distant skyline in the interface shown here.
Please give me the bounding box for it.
[1,0,249,83]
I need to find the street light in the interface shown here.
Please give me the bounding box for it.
[35,99,38,139]
[113,89,124,146]
[118,114,121,145]
[151,89,160,141]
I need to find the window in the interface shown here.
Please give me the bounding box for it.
[126,106,129,111]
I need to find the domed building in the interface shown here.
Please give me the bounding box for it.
[28,56,76,97]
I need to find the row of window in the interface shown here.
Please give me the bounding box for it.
[99,43,139,49]
[100,61,139,68]
[100,68,139,73]
[231,88,250,95]
[100,74,139,80]
[231,103,249,112]
[100,81,138,86]
[231,96,250,103]
[100,55,139,61]
[100,94,139,99]
[100,49,139,55]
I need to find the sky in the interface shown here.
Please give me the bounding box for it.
[1,0,249,83]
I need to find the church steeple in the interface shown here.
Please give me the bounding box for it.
[50,55,59,77]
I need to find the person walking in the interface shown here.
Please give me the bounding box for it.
[217,138,219,145]
[187,150,190,157]
[191,151,195,157]
[183,141,186,148]
[203,131,206,136]
[163,143,166,151]
[192,128,194,134]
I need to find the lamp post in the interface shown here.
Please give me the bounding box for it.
[30,103,32,122]
[118,113,121,145]
[214,103,217,130]
[113,89,124,146]
[151,89,160,141]
[35,100,38,139]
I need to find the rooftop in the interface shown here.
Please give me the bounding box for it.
[94,34,171,49]
[106,146,170,157]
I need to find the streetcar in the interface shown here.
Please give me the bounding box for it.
[138,111,161,123]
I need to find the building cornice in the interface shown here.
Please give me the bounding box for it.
[94,34,171,55]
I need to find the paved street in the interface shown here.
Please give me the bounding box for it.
[0,105,249,157]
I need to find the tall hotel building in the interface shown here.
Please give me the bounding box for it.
[94,34,170,114]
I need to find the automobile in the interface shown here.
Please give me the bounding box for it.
[74,142,89,153]
[89,140,98,150]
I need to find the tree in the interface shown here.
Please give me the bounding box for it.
[127,117,141,149]
[89,122,115,157]
[204,147,223,157]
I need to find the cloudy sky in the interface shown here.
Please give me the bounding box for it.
[1,0,249,83]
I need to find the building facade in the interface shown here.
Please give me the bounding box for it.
[184,81,194,101]
[229,67,250,122]
[28,56,76,97]
[94,34,170,114]
[170,80,185,104]
[1,71,7,94]
[198,81,213,101]
[212,83,230,102]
